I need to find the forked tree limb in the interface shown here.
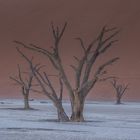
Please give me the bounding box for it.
[59,77,63,101]
[95,57,119,77]
[81,27,119,87]
[9,76,23,85]
[79,57,119,97]
[75,38,86,53]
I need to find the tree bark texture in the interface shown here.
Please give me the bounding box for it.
[70,92,85,122]
[54,101,69,122]
[24,94,30,109]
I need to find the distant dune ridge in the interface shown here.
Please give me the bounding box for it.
[0,0,140,101]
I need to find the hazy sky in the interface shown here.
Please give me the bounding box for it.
[0,0,140,101]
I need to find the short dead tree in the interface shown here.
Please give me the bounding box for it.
[110,79,129,104]
[10,64,33,110]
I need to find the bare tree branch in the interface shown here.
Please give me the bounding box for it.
[101,30,120,46]
[9,76,23,85]
[80,26,119,87]
[17,64,25,86]
[99,40,118,54]
[14,41,52,56]
[105,27,118,33]
[79,57,119,97]
[75,38,86,53]
[51,22,67,48]
[30,89,43,94]
[98,76,117,82]
[59,77,63,101]
[43,72,58,98]
[95,57,119,77]
[73,56,80,62]
[70,65,77,72]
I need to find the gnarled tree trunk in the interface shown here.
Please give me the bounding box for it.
[24,94,30,109]
[116,96,121,104]
[54,101,69,122]
[70,92,85,122]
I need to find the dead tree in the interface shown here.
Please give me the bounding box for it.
[110,79,128,104]
[15,48,69,121]
[10,63,33,110]
[14,23,119,121]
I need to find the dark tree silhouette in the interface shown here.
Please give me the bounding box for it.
[110,79,129,104]
[10,52,34,109]
[14,23,119,121]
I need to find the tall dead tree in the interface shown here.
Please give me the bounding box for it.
[16,48,69,121]
[14,22,119,121]
[110,79,128,104]
[10,63,33,110]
